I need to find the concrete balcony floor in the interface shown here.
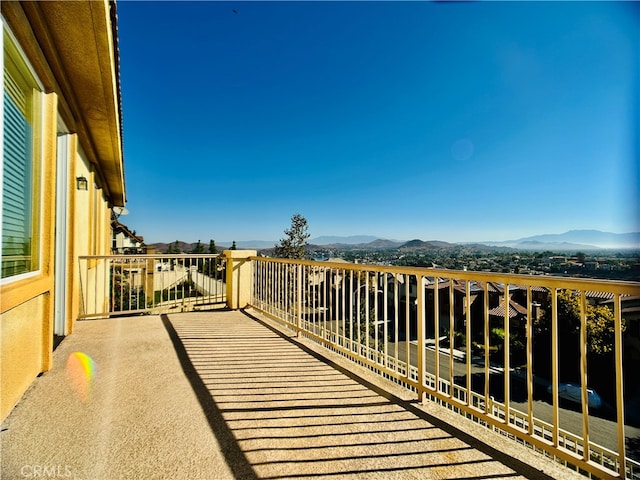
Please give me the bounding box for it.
[1,310,582,480]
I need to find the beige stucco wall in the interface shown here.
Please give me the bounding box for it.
[0,90,57,419]
[69,150,111,321]
[1,1,124,420]
[0,297,46,417]
[225,250,257,309]
[0,105,114,421]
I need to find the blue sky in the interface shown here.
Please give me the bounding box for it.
[117,1,639,245]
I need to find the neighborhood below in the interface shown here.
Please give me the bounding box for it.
[132,229,640,282]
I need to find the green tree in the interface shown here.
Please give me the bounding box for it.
[193,240,205,253]
[550,290,625,401]
[208,239,217,254]
[274,213,310,259]
[170,241,181,254]
[533,289,624,388]
[554,289,621,356]
[230,241,237,250]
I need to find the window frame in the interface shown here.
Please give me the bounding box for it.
[1,22,44,284]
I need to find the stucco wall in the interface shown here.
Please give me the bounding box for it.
[0,296,46,417]
[225,250,257,309]
[1,1,124,420]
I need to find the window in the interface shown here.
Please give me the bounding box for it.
[2,29,41,279]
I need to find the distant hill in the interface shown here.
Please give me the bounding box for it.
[150,240,273,252]
[399,239,453,250]
[149,241,197,253]
[231,240,276,249]
[149,229,639,254]
[366,239,404,249]
[481,230,639,250]
[310,235,379,245]
[150,241,231,253]
[515,230,639,249]
[511,241,599,251]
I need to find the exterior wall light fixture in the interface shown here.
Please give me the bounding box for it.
[76,176,88,190]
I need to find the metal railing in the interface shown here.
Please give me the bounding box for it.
[250,257,640,480]
[78,254,226,318]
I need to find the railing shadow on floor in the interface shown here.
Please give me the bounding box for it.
[161,314,259,480]
[161,310,558,480]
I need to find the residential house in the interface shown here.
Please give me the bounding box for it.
[1,0,125,419]
[112,216,144,254]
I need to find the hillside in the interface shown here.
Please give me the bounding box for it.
[399,239,453,250]
[148,229,639,254]
[480,230,639,250]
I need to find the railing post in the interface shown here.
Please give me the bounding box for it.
[417,274,425,403]
[613,293,626,477]
[224,250,256,310]
[296,263,302,336]
[145,256,155,309]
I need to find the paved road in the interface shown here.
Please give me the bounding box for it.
[389,339,640,463]
[302,319,640,463]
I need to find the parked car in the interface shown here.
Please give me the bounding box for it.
[547,383,602,409]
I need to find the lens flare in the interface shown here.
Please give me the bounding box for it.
[451,138,474,162]
[66,352,96,403]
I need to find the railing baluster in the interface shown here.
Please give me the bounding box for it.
[278,261,282,316]
[110,257,116,314]
[405,274,410,382]
[394,274,400,375]
[466,280,472,406]
[356,272,361,352]
[313,266,318,333]
[364,272,370,356]
[417,274,425,402]
[105,260,111,311]
[504,282,510,425]
[94,257,99,316]
[324,266,329,339]
[268,260,273,315]
[614,292,626,477]
[296,263,302,335]
[484,281,490,415]
[253,258,258,308]
[551,287,559,447]
[336,269,343,345]
[374,271,379,361]
[349,269,354,351]
[449,279,455,400]
[383,272,389,368]
[341,268,346,346]
[257,259,262,312]
[526,286,534,436]
[579,290,590,462]
[130,257,135,311]
[434,277,440,394]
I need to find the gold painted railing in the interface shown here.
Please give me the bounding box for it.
[78,254,226,318]
[250,257,640,480]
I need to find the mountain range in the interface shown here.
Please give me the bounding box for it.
[307,230,639,250]
[479,230,640,250]
[149,230,639,253]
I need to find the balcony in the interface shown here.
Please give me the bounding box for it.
[2,252,639,479]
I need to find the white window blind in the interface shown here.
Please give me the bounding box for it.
[2,65,35,278]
